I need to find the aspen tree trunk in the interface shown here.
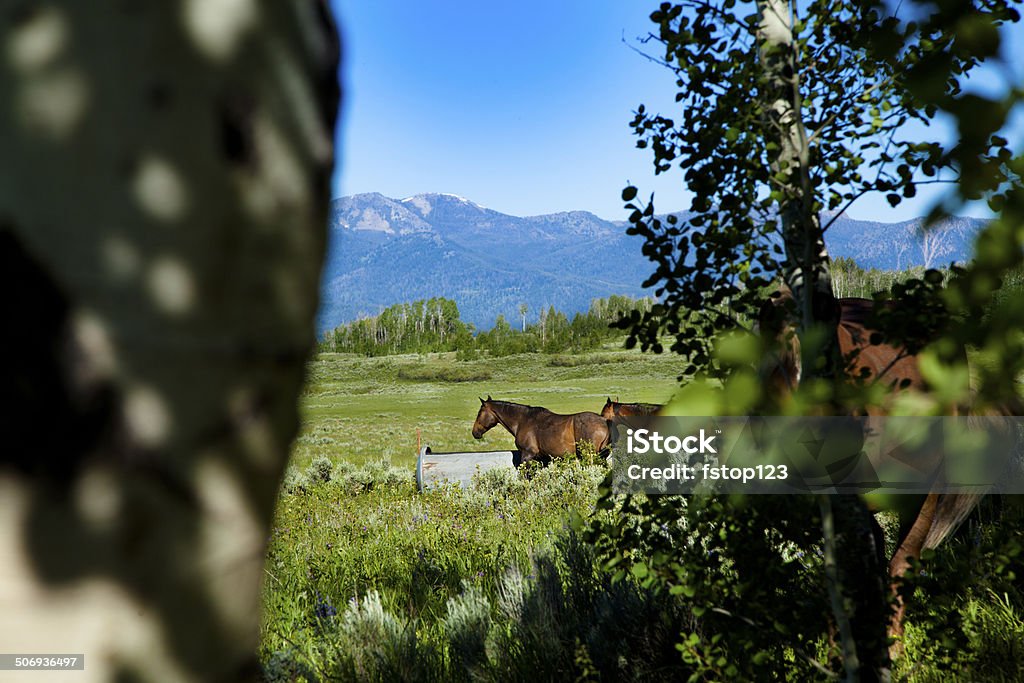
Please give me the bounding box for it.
[756,1,890,679]
[756,0,836,341]
[0,2,339,681]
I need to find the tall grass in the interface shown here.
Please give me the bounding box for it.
[261,458,695,682]
[893,502,1024,682]
[397,365,493,382]
[265,319,1024,681]
[262,456,1024,682]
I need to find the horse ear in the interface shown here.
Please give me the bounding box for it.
[479,397,485,404]
[487,394,492,401]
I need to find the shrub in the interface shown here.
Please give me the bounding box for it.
[443,583,492,677]
[307,456,334,485]
[546,354,628,367]
[397,365,492,382]
[263,532,692,682]
[894,507,1024,681]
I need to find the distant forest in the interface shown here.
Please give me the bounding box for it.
[319,259,1024,359]
[320,295,655,357]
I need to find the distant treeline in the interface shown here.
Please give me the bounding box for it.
[320,295,655,357]
[832,256,1024,303]
[320,262,1023,358]
[831,256,943,298]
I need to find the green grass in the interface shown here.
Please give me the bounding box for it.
[264,342,1024,681]
[260,459,691,682]
[292,345,681,468]
[261,345,688,680]
[267,460,606,624]
[896,589,1024,682]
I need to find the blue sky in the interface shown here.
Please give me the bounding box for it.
[328,1,1023,222]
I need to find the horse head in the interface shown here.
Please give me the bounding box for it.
[601,397,616,419]
[472,397,498,439]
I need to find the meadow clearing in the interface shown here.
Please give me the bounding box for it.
[259,347,689,681]
[290,346,682,469]
[259,345,1024,682]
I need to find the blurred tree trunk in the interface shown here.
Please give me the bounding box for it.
[0,2,338,681]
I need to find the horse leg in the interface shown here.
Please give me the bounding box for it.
[516,451,535,478]
[600,420,617,459]
[515,437,542,478]
[887,493,939,655]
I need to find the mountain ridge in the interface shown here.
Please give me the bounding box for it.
[318,192,986,334]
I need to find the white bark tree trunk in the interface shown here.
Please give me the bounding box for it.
[0,2,338,680]
[756,3,889,680]
[757,0,835,336]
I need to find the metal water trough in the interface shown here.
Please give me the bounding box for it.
[416,445,519,492]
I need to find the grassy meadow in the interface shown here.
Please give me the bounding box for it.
[260,345,691,681]
[291,345,682,469]
[260,342,1024,682]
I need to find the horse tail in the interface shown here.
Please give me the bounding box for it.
[923,493,985,550]
[925,397,1022,549]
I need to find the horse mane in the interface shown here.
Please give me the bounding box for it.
[487,399,530,407]
[486,399,545,414]
[616,402,663,415]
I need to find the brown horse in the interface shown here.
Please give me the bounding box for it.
[758,285,1014,643]
[601,398,664,419]
[758,289,924,411]
[472,396,614,467]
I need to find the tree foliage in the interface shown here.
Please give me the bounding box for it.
[325,297,472,356]
[618,0,1021,390]
[588,0,1024,678]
